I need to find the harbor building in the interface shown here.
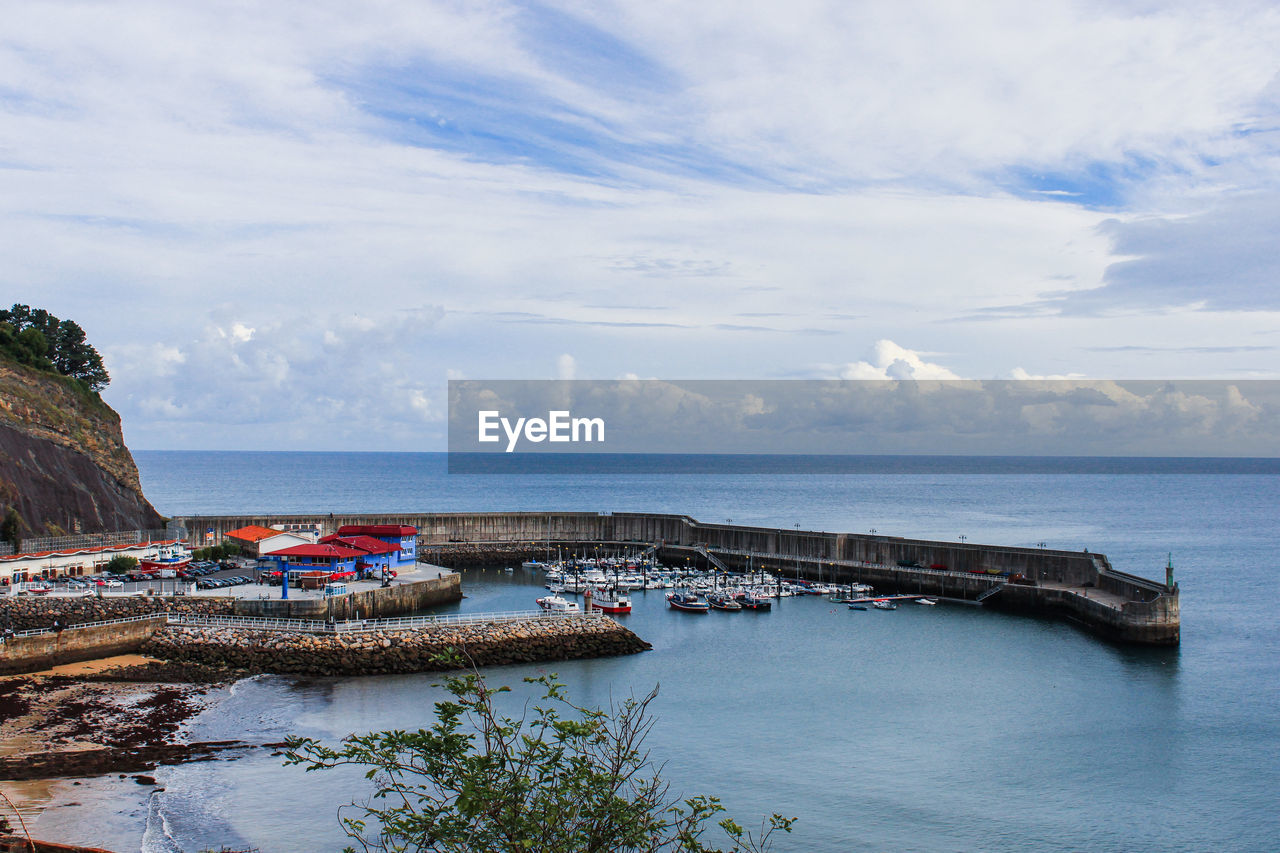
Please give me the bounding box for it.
[259,543,363,581]
[336,524,417,566]
[318,533,402,577]
[226,525,315,557]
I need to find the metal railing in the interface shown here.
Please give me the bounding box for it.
[166,608,606,635]
[5,612,166,639]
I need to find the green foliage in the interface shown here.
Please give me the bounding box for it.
[0,304,109,391]
[192,541,239,561]
[0,509,21,551]
[104,555,138,574]
[283,658,795,853]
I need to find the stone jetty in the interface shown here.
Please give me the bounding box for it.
[144,616,651,676]
[0,594,235,631]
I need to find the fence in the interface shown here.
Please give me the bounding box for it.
[166,609,604,635]
[11,529,174,555]
[5,612,165,639]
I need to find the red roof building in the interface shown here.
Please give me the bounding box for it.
[337,524,418,537]
[225,525,283,543]
[336,524,417,566]
[319,534,401,555]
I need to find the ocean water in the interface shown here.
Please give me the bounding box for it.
[47,452,1280,851]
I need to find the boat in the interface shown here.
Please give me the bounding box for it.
[536,594,580,613]
[138,543,192,573]
[915,597,938,606]
[738,593,772,611]
[590,587,632,614]
[666,590,710,612]
[521,560,544,570]
[872,599,898,611]
[707,592,742,611]
[847,604,867,611]
[503,566,514,573]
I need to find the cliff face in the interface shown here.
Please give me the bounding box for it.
[0,359,162,537]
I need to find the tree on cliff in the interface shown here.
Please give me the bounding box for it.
[283,662,794,853]
[0,304,109,392]
[0,509,21,551]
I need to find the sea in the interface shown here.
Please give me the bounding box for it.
[30,452,1280,852]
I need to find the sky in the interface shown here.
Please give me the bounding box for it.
[4,0,1280,450]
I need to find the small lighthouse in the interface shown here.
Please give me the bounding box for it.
[1166,552,1175,590]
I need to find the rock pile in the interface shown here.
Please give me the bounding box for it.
[145,616,652,676]
[0,595,236,630]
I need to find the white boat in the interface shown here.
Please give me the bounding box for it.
[536,594,580,613]
[503,566,514,573]
[872,599,898,610]
[915,597,938,606]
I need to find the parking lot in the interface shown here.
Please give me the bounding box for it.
[9,560,450,599]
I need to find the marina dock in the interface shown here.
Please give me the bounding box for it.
[172,512,1180,645]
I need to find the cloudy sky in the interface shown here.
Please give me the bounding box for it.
[5,0,1280,450]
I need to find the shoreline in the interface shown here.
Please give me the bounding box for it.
[0,655,255,852]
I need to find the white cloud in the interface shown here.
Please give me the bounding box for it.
[838,341,962,381]
[556,353,577,380]
[3,1,1279,447]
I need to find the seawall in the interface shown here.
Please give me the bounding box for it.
[0,615,167,674]
[173,511,1180,646]
[231,573,461,620]
[145,615,650,676]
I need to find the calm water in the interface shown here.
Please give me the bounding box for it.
[41,452,1280,851]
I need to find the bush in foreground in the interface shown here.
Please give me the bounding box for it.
[284,659,794,853]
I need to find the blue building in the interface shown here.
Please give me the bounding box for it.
[262,543,363,582]
[337,524,417,566]
[319,533,402,578]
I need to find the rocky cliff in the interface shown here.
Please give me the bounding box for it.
[0,357,162,537]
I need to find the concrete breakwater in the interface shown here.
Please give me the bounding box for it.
[173,512,1181,645]
[0,615,168,674]
[145,616,651,676]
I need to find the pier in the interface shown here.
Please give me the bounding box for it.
[171,512,1180,646]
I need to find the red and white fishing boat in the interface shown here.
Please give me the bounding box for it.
[138,543,192,573]
[589,586,632,614]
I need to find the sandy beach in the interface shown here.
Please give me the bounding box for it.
[0,655,253,852]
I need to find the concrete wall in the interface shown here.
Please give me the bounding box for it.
[175,511,1104,585]
[0,616,167,674]
[230,575,462,620]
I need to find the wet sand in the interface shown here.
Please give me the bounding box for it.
[0,655,258,850]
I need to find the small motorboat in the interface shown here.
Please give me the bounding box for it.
[666,590,710,612]
[915,597,938,606]
[847,604,868,611]
[872,599,898,611]
[536,594,580,613]
[739,593,772,611]
[503,566,514,573]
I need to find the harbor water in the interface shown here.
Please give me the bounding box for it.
[36,452,1280,852]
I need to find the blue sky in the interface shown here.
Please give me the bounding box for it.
[3,0,1280,450]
